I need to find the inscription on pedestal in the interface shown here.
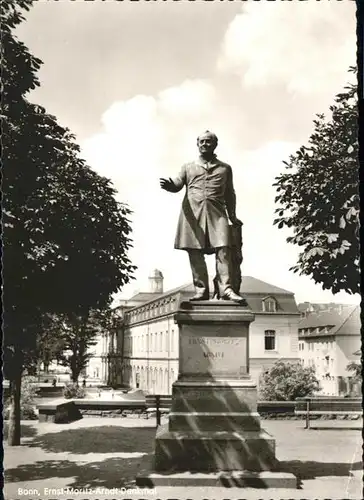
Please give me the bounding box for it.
[180,324,248,378]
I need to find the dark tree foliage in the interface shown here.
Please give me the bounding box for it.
[2,0,136,444]
[273,69,359,295]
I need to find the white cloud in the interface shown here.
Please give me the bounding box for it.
[81,12,359,306]
[159,79,217,117]
[218,1,355,95]
[81,79,221,295]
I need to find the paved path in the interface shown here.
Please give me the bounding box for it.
[4,417,363,500]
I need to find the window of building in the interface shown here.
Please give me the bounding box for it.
[264,330,276,351]
[262,297,277,313]
[165,331,169,352]
[171,330,174,352]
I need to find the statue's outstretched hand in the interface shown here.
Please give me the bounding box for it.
[160,177,177,192]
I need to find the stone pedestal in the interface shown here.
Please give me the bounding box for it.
[137,300,296,488]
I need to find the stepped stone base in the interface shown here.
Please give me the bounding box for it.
[154,423,277,472]
[137,466,297,489]
[169,378,261,432]
[139,300,297,489]
[168,411,261,431]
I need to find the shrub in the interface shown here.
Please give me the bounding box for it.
[63,383,86,399]
[4,376,39,420]
[259,361,320,401]
[3,404,38,421]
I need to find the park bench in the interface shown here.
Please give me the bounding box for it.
[257,401,296,416]
[145,395,172,425]
[295,397,362,429]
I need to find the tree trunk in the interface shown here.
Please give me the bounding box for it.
[8,365,22,446]
[71,364,80,385]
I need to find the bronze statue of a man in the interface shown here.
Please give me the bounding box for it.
[160,131,246,304]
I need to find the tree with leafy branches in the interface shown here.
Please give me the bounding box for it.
[346,361,362,381]
[34,314,67,373]
[259,361,320,401]
[273,68,359,295]
[2,0,136,445]
[55,308,119,384]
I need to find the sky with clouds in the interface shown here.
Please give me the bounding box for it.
[17,0,358,305]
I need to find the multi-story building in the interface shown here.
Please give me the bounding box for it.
[297,303,361,396]
[120,271,301,394]
[84,272,164,385]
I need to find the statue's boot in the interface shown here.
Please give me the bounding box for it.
[190,288,209,301]
[221,287,247,305]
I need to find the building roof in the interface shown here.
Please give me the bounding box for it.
[124,276,299,315]
[298,305,360,337]
[335,306,361,336]
[239,276,294,295]
[160,276,294,298]
[298,302,348,314]
[127,292,163,303]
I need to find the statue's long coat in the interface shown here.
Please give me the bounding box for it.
[171,157,237,251]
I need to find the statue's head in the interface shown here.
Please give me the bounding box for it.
[197,130,218,156]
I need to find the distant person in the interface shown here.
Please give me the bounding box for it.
[82,379,86,388]
[52,378,56,387]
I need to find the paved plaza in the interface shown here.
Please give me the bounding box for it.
[4,417,363,500]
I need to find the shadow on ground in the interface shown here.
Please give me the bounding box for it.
[5,454,153,489]
[28,426,155,454]
[3,423,38,440]
[279,460,362,480]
